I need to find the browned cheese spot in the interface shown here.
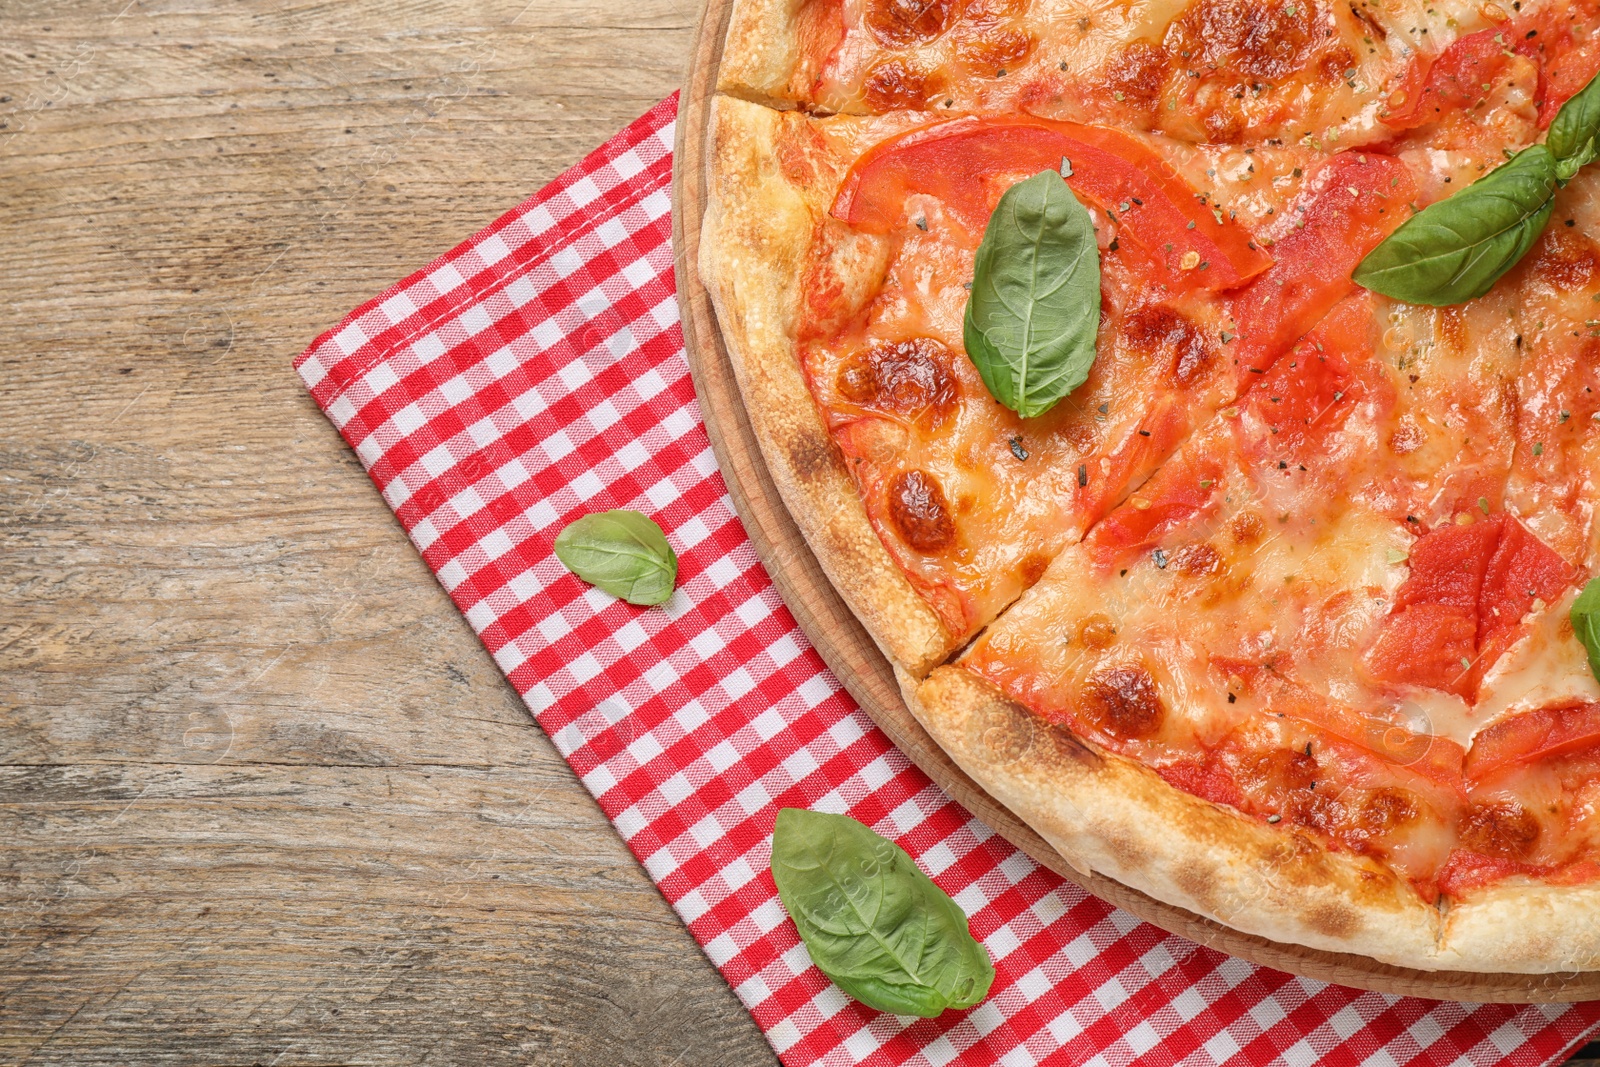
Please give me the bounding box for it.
[1230,511,1266,546]
[1166,0,1322,82]
[1244,747,1343,831]
[1354,788,1419,843]
[963,0,1029,17]
[1459,800,1541,860]
[1529,227,1600,292]
[1077,613,1118,649]
[953,0,1034,69]
[866,0,958,46]
[1243,747,1318,793]
[1101,40,1172,113]
[1172,542,1221,576]
[863,58,946,110]
[888,469,958,553]
[836,337,959,422]
[1287,790,1341,832]
[1082,664,1165,739]
[955,25,1036,70]
[1315,43,1357,85]
[1020,551,1052,585]
[1122,304,1216,388]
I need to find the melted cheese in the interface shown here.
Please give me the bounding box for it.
[1476,589,1600,730]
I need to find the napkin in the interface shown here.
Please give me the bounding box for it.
[295,93,1600,1067]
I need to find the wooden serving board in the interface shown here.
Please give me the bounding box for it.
[670,0,1600,1003]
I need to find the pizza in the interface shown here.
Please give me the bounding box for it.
[697,0,1600,972]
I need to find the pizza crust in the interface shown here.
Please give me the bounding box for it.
[715,0,807,106]
[698,96,954,674]
[910,665,1600,973]
[1438,882,1600,974]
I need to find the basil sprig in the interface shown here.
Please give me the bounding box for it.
[770,808,995,1018]
[1354,69,1600,306]
[1572,577,1600,683]
[1352,145,1558,306]
[553,509,678,606]
[1550,71,1600,181]
[963,169,1100,418]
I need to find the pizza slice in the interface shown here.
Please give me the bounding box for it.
[700,96,1414,669]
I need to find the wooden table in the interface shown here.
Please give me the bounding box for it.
[4,5,1599,1067]
[0,2,777,1063]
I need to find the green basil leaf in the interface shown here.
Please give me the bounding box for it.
[770,808,994,1018]
[1352,145,1557,307]
[1571,577,1600,683]
[553,510,678,606]
[962,169,1100,419]
[1549,70,1600,182]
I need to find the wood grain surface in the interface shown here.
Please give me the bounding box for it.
[0,2,777,1064]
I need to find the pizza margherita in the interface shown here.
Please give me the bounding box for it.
[698,0,1600,972]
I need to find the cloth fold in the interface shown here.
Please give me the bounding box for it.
[295,93,1600,1067]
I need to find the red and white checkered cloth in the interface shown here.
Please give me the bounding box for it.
[295,94,1600,1066]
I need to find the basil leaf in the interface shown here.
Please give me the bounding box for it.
[553,510,678,606]
[1352,145,1557,307]
[962,169,1100,419]
[770,808,994,1018]
[1572,577,1600,683]
[1549,70,1600,182]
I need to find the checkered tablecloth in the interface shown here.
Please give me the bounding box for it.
[294,93,1600,1066]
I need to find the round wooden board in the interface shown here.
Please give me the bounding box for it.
[669,0,1600,1003]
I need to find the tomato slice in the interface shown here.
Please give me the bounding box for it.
[1366,518,1503,698]
[1235,292,1372,467]
[1541,31,1600,124]
[1226,152,1415,382]
[831,116,1273,293]
[1466,703,1600,782]
[1382,6,1600,130]
[1367,514,1574,699]
[1081,423,1226,571]
[1212,657,1469,786]
[1381,24,1532,131]
[1477,515,1575,669]
[1074,391,1197,546]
